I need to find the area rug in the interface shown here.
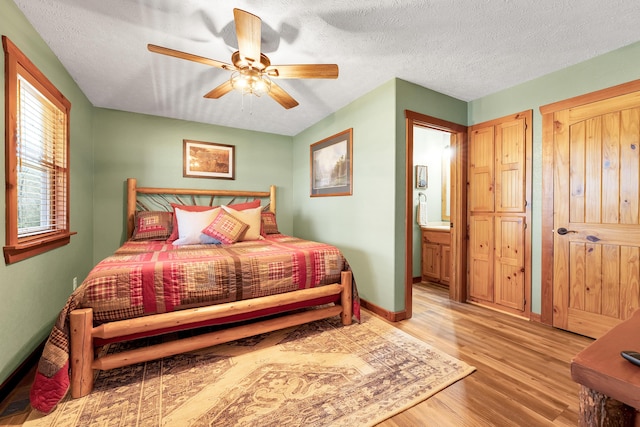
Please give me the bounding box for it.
[24,311,475,427]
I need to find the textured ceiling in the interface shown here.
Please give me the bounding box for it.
[11,0,640,136]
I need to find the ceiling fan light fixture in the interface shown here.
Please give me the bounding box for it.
[148,9,337,109]
[230,68,271,97]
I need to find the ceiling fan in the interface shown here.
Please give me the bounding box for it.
[148,8,339,109]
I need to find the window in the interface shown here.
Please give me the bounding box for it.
[3,36,73,264]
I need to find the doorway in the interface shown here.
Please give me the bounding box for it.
[412,127,453,283]
[405,111,467,319]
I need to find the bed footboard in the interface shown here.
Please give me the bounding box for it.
[69,270,353,399]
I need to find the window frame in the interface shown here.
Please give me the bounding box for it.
[3,36,74,264]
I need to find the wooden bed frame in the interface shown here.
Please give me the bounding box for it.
[69,178,353,398]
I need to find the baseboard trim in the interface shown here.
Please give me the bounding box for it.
[530,312,542,323]
[360,298,406,322]
[0,341,44,403]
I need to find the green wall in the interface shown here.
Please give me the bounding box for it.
[0,0,95,385]
[468,40,640,313]
[292,81,397,310]
[396,80,467,308]
[291,79,466,313]
[92,109,293,262]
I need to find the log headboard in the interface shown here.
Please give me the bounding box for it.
[126,178,276,239]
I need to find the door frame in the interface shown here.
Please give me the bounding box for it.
[405,110,467,318]
[540,79,640,325]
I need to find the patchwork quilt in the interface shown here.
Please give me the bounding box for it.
[30,235,360,414]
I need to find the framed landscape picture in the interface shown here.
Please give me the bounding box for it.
[310,128,353,197]
[183,139,235,180]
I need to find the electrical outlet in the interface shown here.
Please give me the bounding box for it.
[73,277,78,290]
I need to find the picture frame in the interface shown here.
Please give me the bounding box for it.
[183,139,235,180]
[416,165,428,189]
[310,128,353,197]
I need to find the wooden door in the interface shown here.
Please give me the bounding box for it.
[551,93,640,338]
[468,111,531,317]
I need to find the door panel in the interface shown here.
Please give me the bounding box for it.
[620,246,640,319]
[422,242,440,280]
[495,216,525,310]
[441,245,451,285]
[553,100,640,338]
[585,118,602,223]
[468,215,493,302]
[620,108,640,224]
[469,127,494,212]
[495,119,525,213]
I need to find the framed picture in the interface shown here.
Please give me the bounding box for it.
[310,128,353,197]
[416,165,428,189]
[183,139,235,180]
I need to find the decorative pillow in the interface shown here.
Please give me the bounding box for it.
[201,209,249,244]
[260,211,280,235]
[167,204,216,243]
[167,199,261,242]
[172,207,221,246]
[221,205,263,241]
[131,211,173,241]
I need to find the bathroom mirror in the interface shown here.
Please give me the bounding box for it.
[441,146,450,221]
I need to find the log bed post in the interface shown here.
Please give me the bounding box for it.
[70,308,94,398]
[341,270,353,326]
[126,178,137,239]
[269,185,276,214]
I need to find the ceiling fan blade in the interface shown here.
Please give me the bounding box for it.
[266,64,339,79]
[204,80,234,99]
[148,44,234,70]
[268,81,299,109]
[233,8,262,67]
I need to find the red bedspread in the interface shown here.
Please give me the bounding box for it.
[30,235,360,413]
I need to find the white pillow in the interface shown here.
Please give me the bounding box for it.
[221,205,263,241]
[173,207,221,245]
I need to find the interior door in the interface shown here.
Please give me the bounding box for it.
[553,93,640,338]
[467,111,531,318]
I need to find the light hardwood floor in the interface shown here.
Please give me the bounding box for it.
[1,283,593,426]
[380,282,593,426]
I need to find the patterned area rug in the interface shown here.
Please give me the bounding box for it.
[24,312,475,427]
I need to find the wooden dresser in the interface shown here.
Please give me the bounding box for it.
[421,226,451,286]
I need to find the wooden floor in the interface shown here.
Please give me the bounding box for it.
[379,282,593,426]
[0,282,592,426]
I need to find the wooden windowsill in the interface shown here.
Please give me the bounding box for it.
[4,231,77,264]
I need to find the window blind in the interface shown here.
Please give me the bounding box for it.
[16,75,67,238]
